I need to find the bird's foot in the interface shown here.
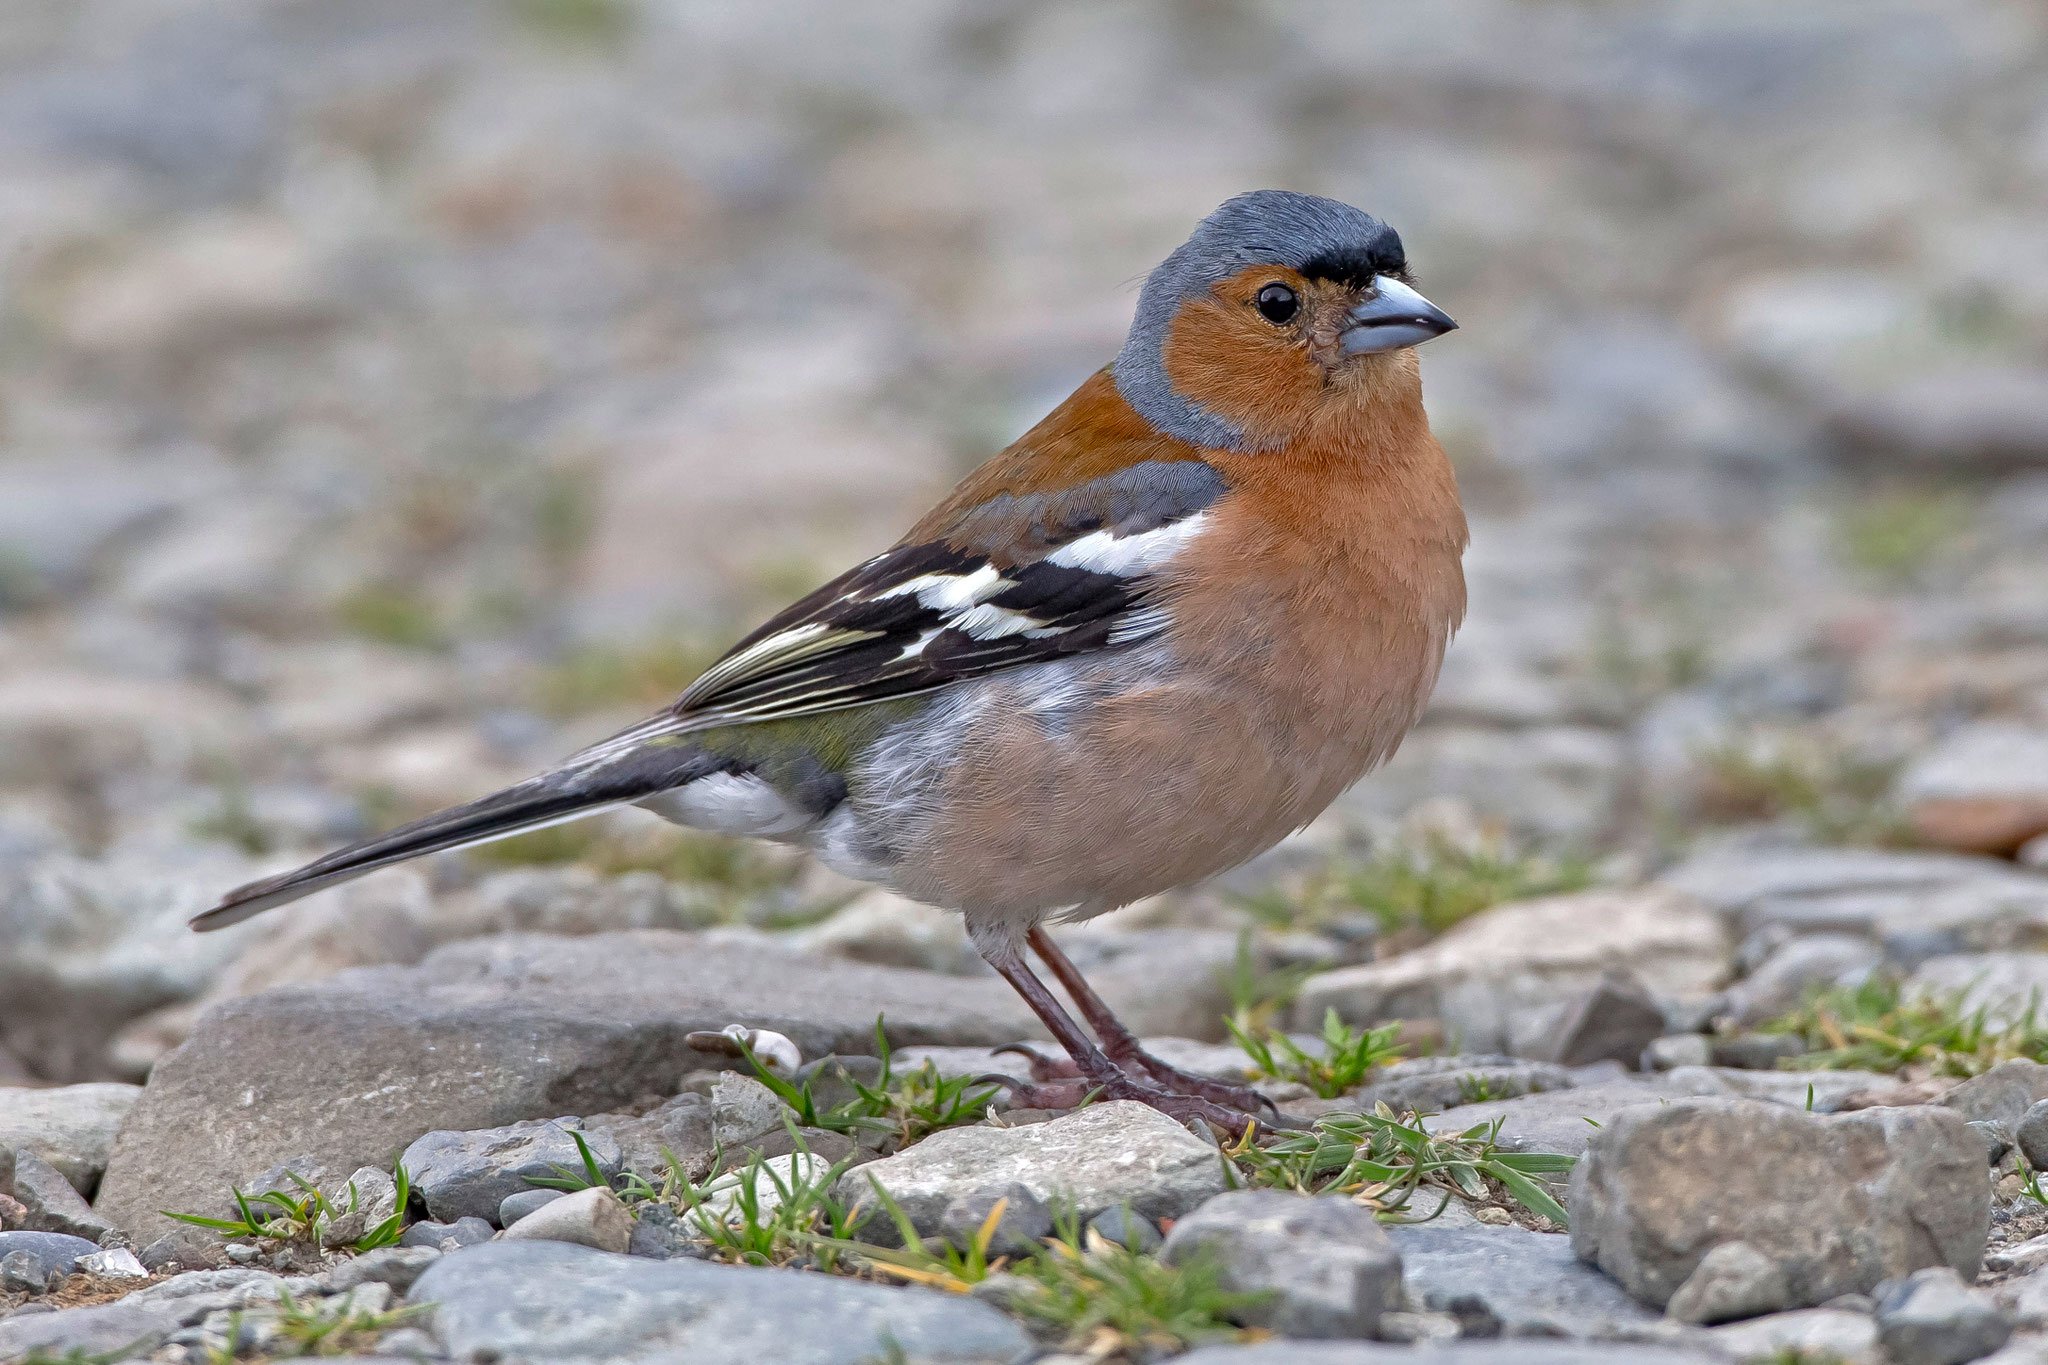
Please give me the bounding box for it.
[976,1066,1288,1139]
[992,1042,1079,1083]
[995,1040,1276,1115]
[1108,1045,1281,1117]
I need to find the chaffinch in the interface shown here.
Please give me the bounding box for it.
[197,190,1467,1132]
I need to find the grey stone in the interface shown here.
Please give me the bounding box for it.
[578,1093,717,1183]
[1876,1266,2013,1365]
[1709,1033,1807,1070]
[2018,1101,2048,1171]
[1669,1065,1893,1113]
[1087,1206,1161,1253]
[409,1239,1031,1363]
[314,1245,441,1295]
[1664,848,2048,952]
[1723,935,1882,1026]
[96,931,1036,1242]
[0,1296,189,1362]
[709,1073,794,1149]
[498,1185,634,1253]
[787,890,981,975]
[1706,1307,1881,1364]
[1173,1343,1722,1363]
[1293,888,1729,1055]
[839,1102,1229,1247]
[2,1248,48,1294]
[1162,1191,1403,1339]
[399,1216,493,1251]
[1975,1121,2018,1165]
[1309,1055,1576,1120]
[1644,1035,1713,1070]
[1386,1222,1661,1339]
[76,1245,147,1278]
[626,1203,705,1260]
[0,1083,140,1194]
[1421,1076,1735,1158]
[1570,1098,1989,1313]
[1898,723,2048,856]
[0,1228,102,1279]
[1665,1240,1792,1324]
[2000,1263,2048,1329]
[0,1146,116,1239]
[0,846,271,1083]
[499,1188,565,1226]
[939,1183,1052,1257]
[1917,960,2048,1031]
[402,1118,620,1224]
[1947,1062,2048,1133]
[1547,973,1668,1068]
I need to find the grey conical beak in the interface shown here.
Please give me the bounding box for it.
[1338,276,1458,355]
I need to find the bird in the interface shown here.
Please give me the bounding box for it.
[195,189,1467,1134]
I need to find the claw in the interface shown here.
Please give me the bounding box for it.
[1100,1043,1284,1117]
[974,1072,1094,1109]
[992,1043,1079,1082]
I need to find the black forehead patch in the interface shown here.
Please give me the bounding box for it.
[1299,228,1409,289]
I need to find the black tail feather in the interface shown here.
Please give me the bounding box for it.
[193,741,724,931]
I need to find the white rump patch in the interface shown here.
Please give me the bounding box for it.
[637,771,814,838]
[1044,510,1212,578]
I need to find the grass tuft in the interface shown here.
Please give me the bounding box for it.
[1690,739,1912,846]
[740,1017,1000,1151]
[203,1285,429,1361]
[1836,487,1974,584]
[1227,1104,1574,1227]
[1238,838,1593,941]
[1002,1208,1263,1356]
[163,1162,412,1254]
[1226,1008,1405,1099]
[824,1182,1012,1293]
[334,583,444,650]
[1762,976,2048,1078]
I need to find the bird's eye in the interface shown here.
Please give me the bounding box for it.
[1255,283,1298,324]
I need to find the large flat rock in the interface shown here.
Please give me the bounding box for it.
[410,1240,1030,1364]
[1293,888,1728,1054]
[96,931,1036,1240]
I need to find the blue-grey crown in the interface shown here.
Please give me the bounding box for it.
[1114,191,1404,451]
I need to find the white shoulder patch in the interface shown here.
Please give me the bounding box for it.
[1044,509,1212,578]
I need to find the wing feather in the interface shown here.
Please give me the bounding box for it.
[656,459,1226,732]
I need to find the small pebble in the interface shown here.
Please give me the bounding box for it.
[76,1246,148,1278]
[1473,1207,1514,1226]
[1,1248,49,1294]
[1086,1207,1160,1252]
[400,1216,496,1250]
[224,1243,261,1264]
[499,1188,566,1227]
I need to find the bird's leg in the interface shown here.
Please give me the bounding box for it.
[1028,926,1280,1118]
[974,939,1267,1138]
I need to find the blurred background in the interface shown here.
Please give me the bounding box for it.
[4,0,2047,1085]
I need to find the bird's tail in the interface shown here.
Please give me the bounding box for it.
[191,737,719,932]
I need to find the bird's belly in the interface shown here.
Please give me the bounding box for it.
[838,644,1420,926]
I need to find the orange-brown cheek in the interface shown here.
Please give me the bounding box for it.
[1159,297,1328,449]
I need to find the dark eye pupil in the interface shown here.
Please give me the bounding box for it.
[1256,284,1298,324]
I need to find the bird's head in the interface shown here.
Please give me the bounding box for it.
[1115,190,1456,452]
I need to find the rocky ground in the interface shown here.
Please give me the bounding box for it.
[6,0,2048,1361]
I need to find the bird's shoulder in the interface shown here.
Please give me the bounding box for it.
[658,370,1230,730]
